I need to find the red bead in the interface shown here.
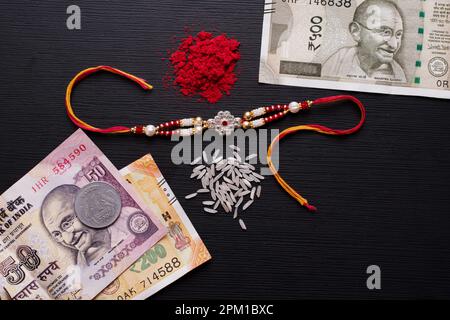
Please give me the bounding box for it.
[301,101,309,109]
[135,126,144,134]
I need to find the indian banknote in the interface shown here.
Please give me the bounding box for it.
[0,130,166,300]
[95,154,211,300]
[260,0,450,99]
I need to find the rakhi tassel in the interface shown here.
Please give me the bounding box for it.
[267,95,366,212]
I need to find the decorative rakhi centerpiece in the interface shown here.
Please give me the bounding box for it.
[138,102,311,137]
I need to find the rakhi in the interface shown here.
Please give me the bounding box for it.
[66,66,366,212]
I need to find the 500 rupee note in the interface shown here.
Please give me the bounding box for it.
[260,0,450,99]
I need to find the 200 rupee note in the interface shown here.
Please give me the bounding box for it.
[96,154,211,300]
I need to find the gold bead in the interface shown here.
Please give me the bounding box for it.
[243,112,252,121]
[242,121,250,129]
[194,117,203,125]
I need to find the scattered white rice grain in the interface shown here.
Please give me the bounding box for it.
[193,165,205,172]
[239,190,250,197]
[221,201,230,213]
[213,156,223,164]
[239,180,248,190]
[242,199,254,211]
[212,171,225,183]
[246,164,256,170]
[243,174,254,182]
[204,208,218,214]
[197,170,206,179]
[250,187,256,200]
[185,193,197,199]
[230,192,236,203]
[188,146,264,230]
[190,172,199,179]
[236,196,244,208]
[252,172,265,180]
[233,151,242,162]
[191,156,202,165]
[230,144,240,152]
[223,176,233,184]
[213,149,220,160]
[242,179,252,188]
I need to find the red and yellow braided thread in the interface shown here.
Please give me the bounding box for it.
[65,66,153,134]
[267,95,366,212]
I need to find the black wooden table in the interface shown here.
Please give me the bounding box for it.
[1,0,449,299]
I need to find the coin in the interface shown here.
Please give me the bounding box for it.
[74,182,122,229]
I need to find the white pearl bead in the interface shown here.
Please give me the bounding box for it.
[144,125,156,137]
[288,101,300,113]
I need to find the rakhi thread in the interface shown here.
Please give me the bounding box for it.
[65,65,153,134]
[267,95,366,212]
[65,66,367,212]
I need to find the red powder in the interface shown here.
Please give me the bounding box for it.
[168,31,240,104]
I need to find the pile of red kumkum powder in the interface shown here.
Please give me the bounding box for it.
[168,31,240,104]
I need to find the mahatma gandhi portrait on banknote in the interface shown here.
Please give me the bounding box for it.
[40,184,144,267]
[322,0,406,82]
[260,0,450,98]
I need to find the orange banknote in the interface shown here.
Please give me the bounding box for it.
[96,154,211,300]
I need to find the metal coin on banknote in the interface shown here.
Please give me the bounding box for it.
[65,66,367,212]
[74,182,122,229]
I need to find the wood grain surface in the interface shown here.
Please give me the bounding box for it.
[1,0,450,299]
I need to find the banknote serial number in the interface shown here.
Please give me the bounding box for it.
[129,243,182,277]
[52,144,87,175]
[308,0,352,7]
